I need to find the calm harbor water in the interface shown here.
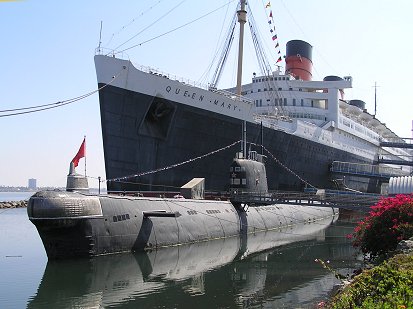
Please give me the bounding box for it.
[0,191,34,202]
[0,202,363,308]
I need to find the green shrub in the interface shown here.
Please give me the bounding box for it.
[329,254,413,308]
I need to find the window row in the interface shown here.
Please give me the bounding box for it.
[230,166,246,172]
[230,178,247,185]
[253,76,290,82]
[113,213,130,222]
[288,112,326,121]
[206,209,221,214]
[255,98,305,107]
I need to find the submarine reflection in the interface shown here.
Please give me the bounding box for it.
[28,214,359,308]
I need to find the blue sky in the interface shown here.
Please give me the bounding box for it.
[1,0,412,188]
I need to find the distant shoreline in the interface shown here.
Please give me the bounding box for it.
[0,187,64,192]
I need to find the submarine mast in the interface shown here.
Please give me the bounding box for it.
[237,0,247,158]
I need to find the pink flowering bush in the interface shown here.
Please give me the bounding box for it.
[352,194,413,259]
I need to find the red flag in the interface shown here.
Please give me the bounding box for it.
[276,56,282,63]
[72,138,86,167]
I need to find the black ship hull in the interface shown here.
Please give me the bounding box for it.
[98,84,380,193]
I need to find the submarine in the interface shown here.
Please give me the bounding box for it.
[27,151,338,259]
[27,221,348,308]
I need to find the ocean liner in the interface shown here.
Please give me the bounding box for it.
[94,1,411,194]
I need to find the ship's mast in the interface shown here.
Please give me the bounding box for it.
[374,81,378,117]
[236,0,247,95]
[237,0,247,158]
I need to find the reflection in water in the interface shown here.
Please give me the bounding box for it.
[28,215,361,308]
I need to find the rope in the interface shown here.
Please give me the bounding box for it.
[100,139,316,191]
[107,140,242,183]
[112,0,187,52]
[115,0,236,55]
[105,0,165,47]
[249,141,317,189]
[0,69,124,118]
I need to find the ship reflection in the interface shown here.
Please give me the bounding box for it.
[27,214,360,308]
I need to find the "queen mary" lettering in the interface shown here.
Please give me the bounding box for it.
[166,86,204,102]
[166,85,241,112]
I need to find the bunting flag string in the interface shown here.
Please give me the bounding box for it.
[264,1,282,64]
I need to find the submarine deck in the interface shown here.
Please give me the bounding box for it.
[106,189,381,212]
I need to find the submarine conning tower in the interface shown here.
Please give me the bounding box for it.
[66,162,89,193]
[229,151,268,195]
[285,40,313,81]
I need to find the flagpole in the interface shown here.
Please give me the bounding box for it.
[84,135,87,177]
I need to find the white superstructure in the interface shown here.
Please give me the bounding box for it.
[225,69,412,175]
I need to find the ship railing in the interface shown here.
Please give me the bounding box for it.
[95,47,129,60]
[230,191,321,206]
[106,189,232,201]
[252,115,296,134]
[140,65,211,90]
[254,113,293,123]
[134,66,254,105]
[330,161,408,178]
[208,87,254,105]
[380,136,413,145]
[230,190,382,210]
[94,47,210,90]
[94,47,253,105]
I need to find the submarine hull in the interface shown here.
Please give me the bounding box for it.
[28,190,338,259]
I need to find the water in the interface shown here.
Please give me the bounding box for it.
[0,207,364,309]
[0,208,46,309]
[0,191,34,202]
[0,191,105,202]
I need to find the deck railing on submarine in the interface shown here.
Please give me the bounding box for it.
[229,189,382,211]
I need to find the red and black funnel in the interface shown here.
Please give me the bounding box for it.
[285,40,313,81]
